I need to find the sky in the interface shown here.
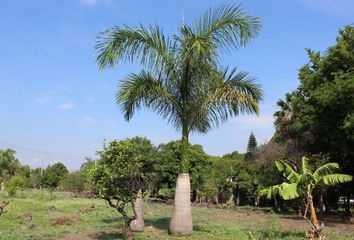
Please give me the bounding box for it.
[0,0,353,170]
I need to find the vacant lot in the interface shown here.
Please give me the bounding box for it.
[0,190,352,240]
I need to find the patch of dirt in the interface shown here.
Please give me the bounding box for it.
[47,205,58,212]
[51,215,80,225]
[144,225,164,237]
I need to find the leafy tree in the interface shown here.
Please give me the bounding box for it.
[0,149,19,188]
[274,25,354,199]
[222,151,244,160]
[59,172,86,192]
[41,162,68,188]
[96,3,262,234]
[153,140,211,202]
[260,157,352,239]
[89,137,157,239]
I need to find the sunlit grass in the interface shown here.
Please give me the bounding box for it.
[0,190,352,240]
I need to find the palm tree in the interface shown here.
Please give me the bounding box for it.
[96,4,262,235]
[260,156,352,239]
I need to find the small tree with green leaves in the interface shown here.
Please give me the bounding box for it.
[89,137,156,240]
[260,156,352,239]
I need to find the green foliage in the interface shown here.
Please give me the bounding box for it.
[89,136,157,233]
[0,149,19,181]
[41,162,68,189]
[274,25,354,194]
[5,176,26,197]
[153,140,211,197]
[246,132,257,154]
[260,156,352,201]
[96,3,263,173]
[58,172,86,192]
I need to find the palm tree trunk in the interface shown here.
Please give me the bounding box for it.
[169,173,192,235]
[130,189,145,232]
[169,125,193,235]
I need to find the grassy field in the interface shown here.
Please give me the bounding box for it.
[0,190,353,240]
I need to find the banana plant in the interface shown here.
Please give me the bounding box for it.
[259,156,352,239]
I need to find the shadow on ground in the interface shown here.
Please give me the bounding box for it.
[144,217,169,230]
[94,232,125,240]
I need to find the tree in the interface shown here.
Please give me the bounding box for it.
[153,141,211,202]
[89,137,157,239]
[41,162,68,189]
[274,25,354,199]
[260,156,352,239]
[0,149,19,190]
[246,132,257,160]
[96,4,262,234]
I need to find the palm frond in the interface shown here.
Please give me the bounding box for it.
[193,3,261,52]
[116,71,181,128]
[319,174,352,186]
[275,160,300,183]
[301,156,313,175]
[96,24,174,72]
[192,68,263,133]
[313,163,339,182]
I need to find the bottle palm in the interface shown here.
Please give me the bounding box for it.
[96,3,262,234]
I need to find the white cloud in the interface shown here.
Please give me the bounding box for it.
[57,103,77,110]
[232,114,274,130]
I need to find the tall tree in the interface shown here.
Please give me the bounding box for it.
[274,25,354,199]
[96,4,262,234]
[245,132,257,161]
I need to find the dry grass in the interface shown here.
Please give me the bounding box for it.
[50,215,80,225]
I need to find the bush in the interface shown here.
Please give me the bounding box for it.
[157,188,174,200]
[5,176,26,197]
[58,172,85,192]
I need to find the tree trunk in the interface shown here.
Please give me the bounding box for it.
[169,173,193,235]
[130,189,145,232]
[309,195,319,227]
[318,193,325,219]
[125,220,133,240]
[306,193,324,240]
[192,189,197,203]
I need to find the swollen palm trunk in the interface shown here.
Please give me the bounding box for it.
[169,173,193,235]
[130,190,145,232]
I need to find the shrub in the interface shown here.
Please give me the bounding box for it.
[157,188,174,200]
[5,176,26,197]
[58,172,85,192]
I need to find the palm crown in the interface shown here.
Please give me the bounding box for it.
[96,4,263,173]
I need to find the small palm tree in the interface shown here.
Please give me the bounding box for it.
[96,4,262,234]
[260,156,352,239]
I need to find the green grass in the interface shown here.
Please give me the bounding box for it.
[0,190,353,240]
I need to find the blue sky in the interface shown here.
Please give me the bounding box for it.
[0,0,353,170]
